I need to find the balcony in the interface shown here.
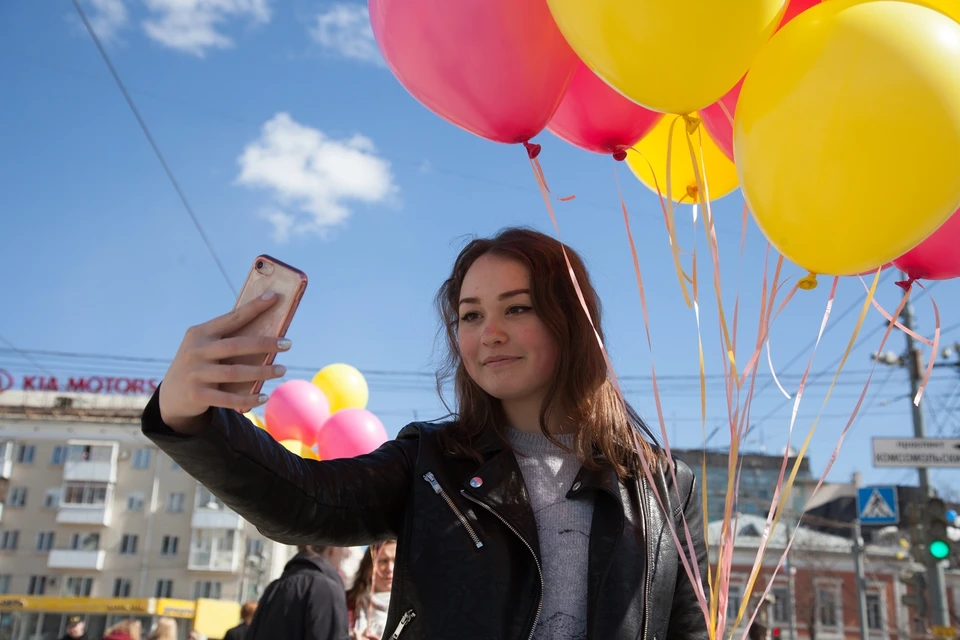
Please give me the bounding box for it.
[48,549,107,570]
[63,443,118,483]
[188,548,241,573]
[191,506,242,530]
[57,503,111,526]
[192,486,242,529]
[0,443,12,479]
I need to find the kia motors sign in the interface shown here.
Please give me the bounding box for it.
[0,368,159,395]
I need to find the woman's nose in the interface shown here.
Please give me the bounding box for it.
[481,318,507,345]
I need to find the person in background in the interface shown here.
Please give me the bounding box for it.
[245,545,350,640]
[60,616,89,640]
[101,619,141,640]
[187,632,204,640]
[145,617,177,640]
[346,542,395,640]
[222,601,258,640]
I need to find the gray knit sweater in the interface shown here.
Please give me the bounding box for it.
[507,428,594,640]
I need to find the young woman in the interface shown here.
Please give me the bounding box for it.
[347,541,396,639]
[143,227,708,640]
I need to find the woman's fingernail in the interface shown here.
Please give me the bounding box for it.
[277,338,292,351]
[256,394,269,405]
[274,365,287,376]
[261,290,276,300]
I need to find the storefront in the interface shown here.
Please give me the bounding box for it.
[0,596,240,640]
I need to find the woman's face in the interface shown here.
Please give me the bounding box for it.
[457,254,559,420]
[372,541,396,592]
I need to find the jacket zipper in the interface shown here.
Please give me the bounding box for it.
[461,490,543,640]
[423,472,483,549]
[387,609,416,640]
[640,475,652,640]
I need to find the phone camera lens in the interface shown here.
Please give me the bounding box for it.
[256,260,264,270]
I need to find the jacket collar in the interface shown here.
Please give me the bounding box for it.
[283,551,342,585]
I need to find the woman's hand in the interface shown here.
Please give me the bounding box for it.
[158,291,291,434]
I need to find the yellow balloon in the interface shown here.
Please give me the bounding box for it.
[626,115,740,204]
[279,439,320,461]
[735,1,960,277]
[311,364,369,413]
[545,0,788,114]
[244,412,266,431]
[828,0,959,22]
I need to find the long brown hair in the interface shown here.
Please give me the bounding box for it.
[435,227,661,478]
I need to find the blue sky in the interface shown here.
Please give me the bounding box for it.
[2,0,960,500]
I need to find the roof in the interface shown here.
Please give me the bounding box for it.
[706,514,893,556]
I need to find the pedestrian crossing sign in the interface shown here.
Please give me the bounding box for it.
[857,486,899,525]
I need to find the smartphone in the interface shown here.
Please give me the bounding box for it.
[220,255,308,396]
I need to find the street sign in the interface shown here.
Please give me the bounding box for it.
[931,625,955,638]
[872,438,960,468]
[858,486,899,525]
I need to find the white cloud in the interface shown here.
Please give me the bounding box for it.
[309,4,383,65]
[142,0,270,57]
[236,113,398,241]
[85,0,130,42]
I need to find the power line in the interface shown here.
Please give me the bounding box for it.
[0,334,55,378]
[70,0,237,297]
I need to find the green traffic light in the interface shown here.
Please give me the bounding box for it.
[929,539,950,560]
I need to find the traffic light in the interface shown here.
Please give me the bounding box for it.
[925,497,951,561]
[771,628,781,639]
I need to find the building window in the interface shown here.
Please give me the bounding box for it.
[816,584,841,629]
[8,488,26,508]
[161,536,179,556]
[43,488,60,509]
[196,486,223,510]
[0,531,19,551]
[127,492,145,512]
[772,586,790,624]
[62,482,108,506]
[120,534,138,555]
[866,593,885,630]
[35,532,54,552]
[16,444,35,464]
[70,533,100,551]
[0,574,10,595]
[51,446,67,465]
[246,539,264,558]
[132,449,152,469]
[727,584,744,619]
[27,575,47,595]
[155,580,173,598]
[167,493,186,513]
[113,578,132,598]
[193,581,221,599]
[63,576,94,597]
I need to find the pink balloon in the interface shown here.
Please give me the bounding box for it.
[315,409,389,461]
[701,0,822,161]
[264,380,331,448]
[369,0,578,145]
[894,208,960,281]
[547,62,663,158]
[700,79,742,162]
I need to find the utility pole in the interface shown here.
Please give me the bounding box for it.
[785,549,797,640]
[851,472,870,640]
[876,288,951,627]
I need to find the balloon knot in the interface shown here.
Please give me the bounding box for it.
[523,141,542,159]
[798,273,819,291]
[683,114,702,135]
[895,278,915,292]
[612,149,627,162]
[686,185,699,202]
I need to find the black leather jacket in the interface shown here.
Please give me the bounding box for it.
[141,390,709,640]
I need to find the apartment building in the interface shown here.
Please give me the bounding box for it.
[0,386,293,610]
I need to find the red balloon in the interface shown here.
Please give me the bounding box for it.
[369,0,578,145]
[893,208,960,281]
[701,0,822,161]
[547,62,663,158]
